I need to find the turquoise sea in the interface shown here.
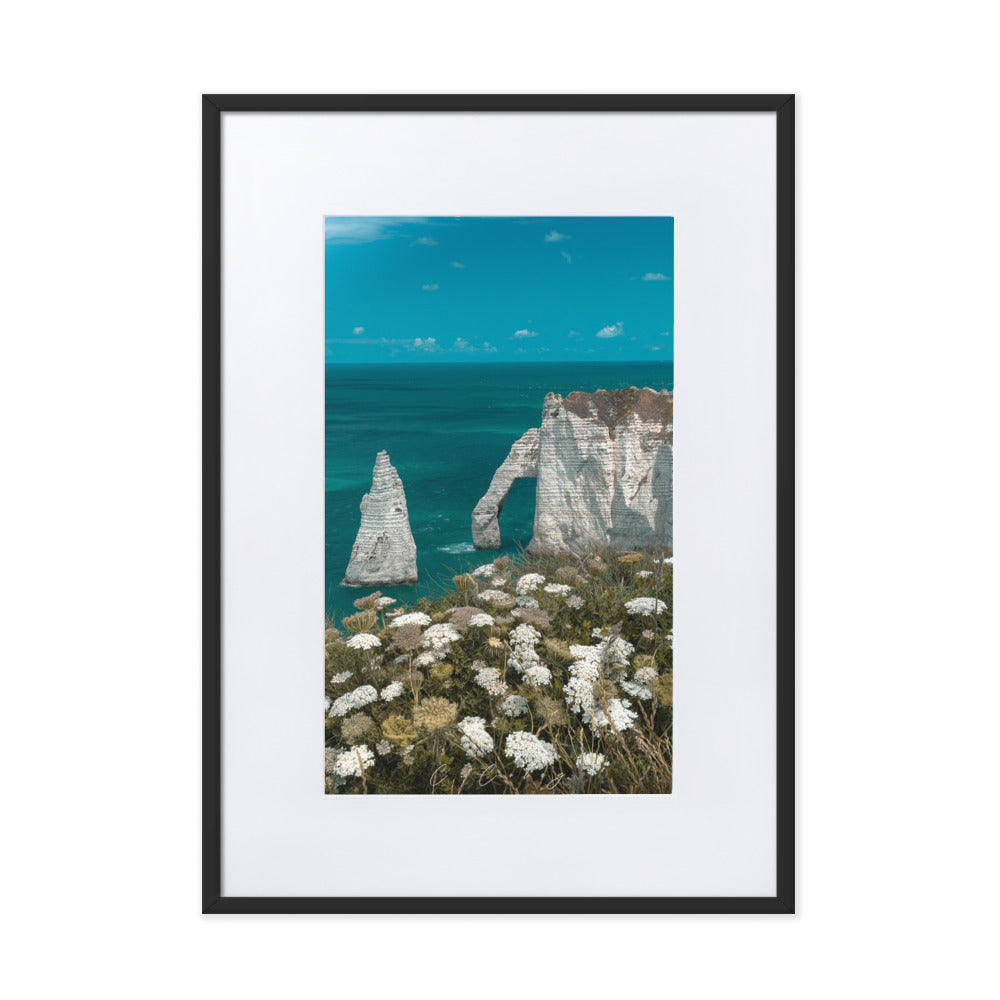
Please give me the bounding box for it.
[325,361,674,624]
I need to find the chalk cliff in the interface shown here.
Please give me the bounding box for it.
[471,387,672,553]
[471,428,540,549]
[531,387,672,553]
[343,450,418,586]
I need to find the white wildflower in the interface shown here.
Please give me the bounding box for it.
[328,684,378,717]
[565,595,584,609]
[346,632,381,650]
[515,573,546,594]
[421,622,462,649]
[625,597,668,617]
[475,666,508,696]
[331,744,375,777]
[470,562,495,578]
[510,623,541,645]
[375,739,393,756]
[523,665,552,687]
[502,694,528,717]
[564,657,602,717]
[489,575,509,587]
[620,679,654,700]
[600,635,635,665]
[509,647,540,675]
[636,570,653,578]
[508,622,543,676]
[325,696,331,712]
[478,588,507,603]
[564,675,597,716]
[414,649,444,667]
[515,595,540,608]
[590,698,638,733]
[634,666,659,685]
[543,583,572,596]
[576,752,608,776]
[329,670,353,685]
[389,612,432,628]
[380,681,405,702]
[468,613,495,627]
[504,731,557,772]
[374,596,397,610]
[458,716,494,758]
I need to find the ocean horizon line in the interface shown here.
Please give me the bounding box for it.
[324,358,674,367]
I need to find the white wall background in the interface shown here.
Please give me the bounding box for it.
[1,2,997,998]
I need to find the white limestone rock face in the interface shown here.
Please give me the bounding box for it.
[342,450,418,586]
[529,387,672,553]
[471,428,540,549]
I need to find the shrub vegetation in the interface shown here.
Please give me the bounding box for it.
[325,547,672,794]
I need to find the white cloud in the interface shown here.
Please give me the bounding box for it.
[324,218,410,244]
[422,283,440,291]
[450,261,465,269]
[568,330,581,338]
[352,326,365,335]
[413,236,438,246]
[561,251,572,264]
[325,217,446,244]
[595,322,624,339]
[327,335,496,355]
[543,230,571,242]
[513,329,539,339]
[641,272,670,281]
[650,345,661,352]
[452,338,497,354]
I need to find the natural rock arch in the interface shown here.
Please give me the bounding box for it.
[471,388,673,554]
[471,428,540,549]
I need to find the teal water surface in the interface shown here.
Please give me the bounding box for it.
[325,361,674,625]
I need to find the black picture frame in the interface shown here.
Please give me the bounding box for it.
[203,93,795,915]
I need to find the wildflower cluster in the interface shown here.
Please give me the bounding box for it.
[325,546,672,794]
[328,684,378,717]
[328,745,375,778]
[458,716,494,758]
[504,731,557,772]
[346,632,381,650]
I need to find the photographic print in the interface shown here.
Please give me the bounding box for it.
[325,217,673,794]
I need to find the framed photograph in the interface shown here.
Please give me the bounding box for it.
[203,94,794,914]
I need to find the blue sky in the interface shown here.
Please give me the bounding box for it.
[324,217,673,363]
